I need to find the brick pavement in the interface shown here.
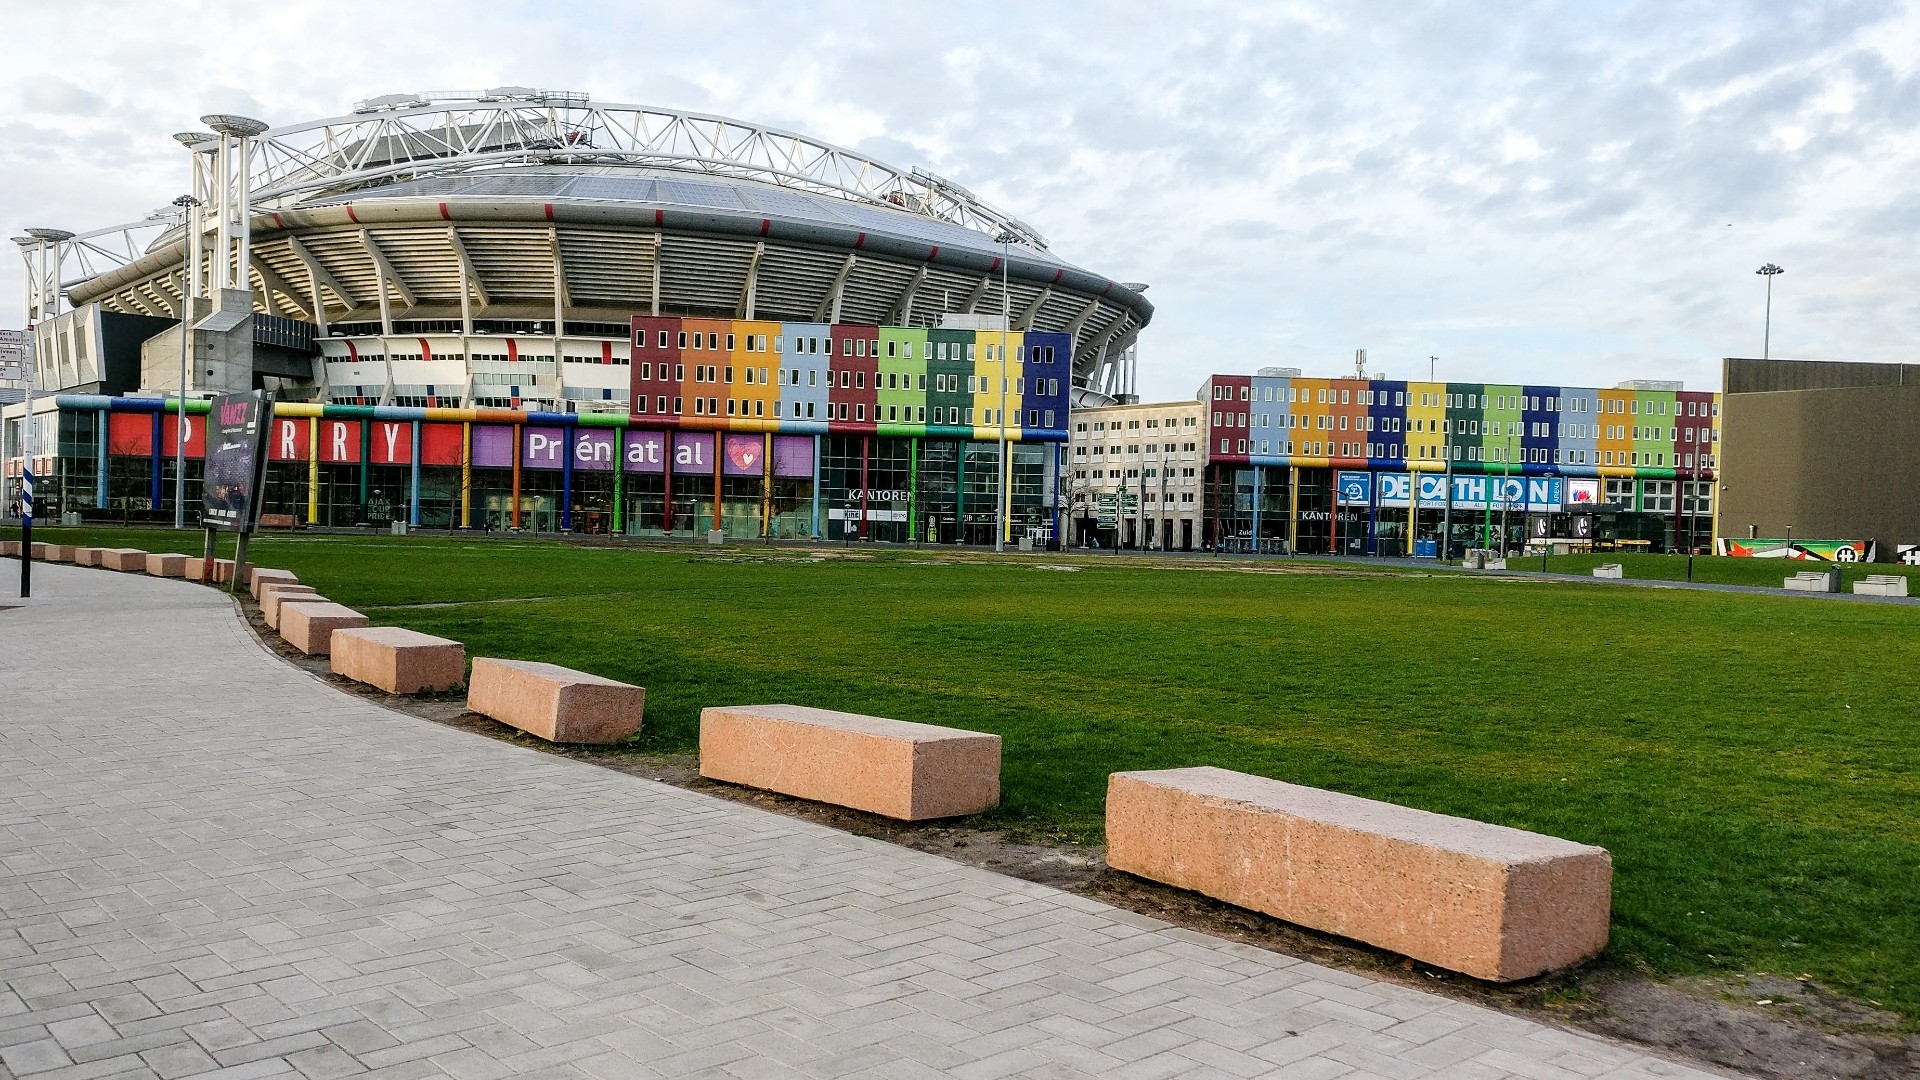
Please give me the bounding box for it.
[0,561,1737,1079]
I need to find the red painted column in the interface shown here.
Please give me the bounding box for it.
[859,435,870,539]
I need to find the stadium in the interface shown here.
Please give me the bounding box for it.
[7,89,1154,541]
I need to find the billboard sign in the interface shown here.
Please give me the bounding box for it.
[1566,479,1600,506]
[202,391,271,531]
[1717,538,1874,562]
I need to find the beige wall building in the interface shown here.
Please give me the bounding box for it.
[1067,399,1207,549]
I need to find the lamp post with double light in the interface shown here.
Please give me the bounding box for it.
[1757,264,1784,359]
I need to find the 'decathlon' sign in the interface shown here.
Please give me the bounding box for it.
[1357,473,1568,511]
[202,391,272,531]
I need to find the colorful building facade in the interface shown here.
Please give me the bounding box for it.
[37,319,1073,545]
[1197,373,1721,555]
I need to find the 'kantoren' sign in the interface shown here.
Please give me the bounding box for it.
[202,391,271,530]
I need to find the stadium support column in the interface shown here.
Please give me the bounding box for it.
[94,416,107,509]
[560,424,573,532]
[662,439,674,533]
[612,428,624,535]
[1251,467,1261,552]
[460,422,471,529]
[955,440,966,544]
[809,433,820,539]
[359,422,371,522]
[1287,465,1299,555]
[307,419,319,525]
[408,421,421,527]
[761,431,772,538]
[510,424,522,530]
[711,433,722,534]
[149,413,163,510]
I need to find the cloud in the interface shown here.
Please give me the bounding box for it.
[1,0,1916,396]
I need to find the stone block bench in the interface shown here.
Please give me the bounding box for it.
[699,704,1001,820]
[466,658,645,744]
[145,553,191,577]
[249,568,298,600]
[332,627,466,694]
[184,558,235,583]
[35,544,77,562]
[73,547,106,567]
[278,602,369,657]
[262,586,323,629]
[99,548,149,572]
[1784,571,1834,592]
[1854,574,1908,597]
[0,541,16,557]
[1592,564,1623,579]
[1105,767,1612,982]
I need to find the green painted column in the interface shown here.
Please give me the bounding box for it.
[612,427,625,535]
[908,436,919,541]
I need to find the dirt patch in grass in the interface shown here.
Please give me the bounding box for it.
[239,595,1920,1080]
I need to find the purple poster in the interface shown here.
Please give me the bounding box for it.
[471,425,515,468]
[722,434,764,476]
[773,435,814,478]
[522,426,567,469]
[573,429,615,471]
[623,430,667,473]
[672,432,712,472]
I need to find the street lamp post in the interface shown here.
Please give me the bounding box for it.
[1757,264,1785,360]
[170,193,200,529]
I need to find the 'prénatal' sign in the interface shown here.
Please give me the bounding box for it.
[202,391,272,531]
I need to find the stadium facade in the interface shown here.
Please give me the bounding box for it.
[3,89,1153,541]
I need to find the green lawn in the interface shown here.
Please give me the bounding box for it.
[26,527,1920,1018]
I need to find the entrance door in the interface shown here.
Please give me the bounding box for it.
[1181,519,1193,551]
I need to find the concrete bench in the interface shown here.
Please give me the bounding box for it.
[72,547,106,567]
[1106,767,1612,982]
[258,513,299,529]
[331,627,466,694]
[278,602,369,656]
[249,568,299,600]
[32,544,76,562]
[99,548,149,572]
[1784,571,1834,592]
[0,541,16,557]
[184,557,235,583]
[1854,574,1909,597]
[145,553,191,577]
[261,586,323,629]
[467,658,645,744]
[1592,564,1623,579]
[700,704,1001,820]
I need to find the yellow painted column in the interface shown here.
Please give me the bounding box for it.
[306,419,320,525]
[460,421,472,529]
[1288,465,1299,554]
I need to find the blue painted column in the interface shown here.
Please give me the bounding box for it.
[408,420,421,526]
[1251,466,1262,551]
[94,411,108,508]
[1051,442,1062,545]
[149,412,163,509]
[810,432,822,539]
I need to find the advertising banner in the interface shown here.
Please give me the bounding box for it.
[773,435,814,478]
[370,421,413,465]
[722,434,764,476]
[202,391,270,531]
[672,432,712,472]
[1717,538,1874,562]
[268,418,309,462]
[107,411,152,457]
[420,423,463,466]
[623,430,667,472]
[522,426,567,469]
[317,419,361,463]
[471,425,514,468]
[1566,478,1600,506]
[160,414,206,459]
[1335,471,1372,506]
[572,429,615,471]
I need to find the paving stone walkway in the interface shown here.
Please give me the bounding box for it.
[0,562,1735,1080]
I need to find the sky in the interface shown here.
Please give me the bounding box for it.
[6,0,1918,399]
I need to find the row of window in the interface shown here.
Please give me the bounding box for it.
[633,362,1059,397]
[1210,408,1721,444]
[636,329,1060,364]
[1215,383,1719,418]
[1076,416,1200,433]
[1075,442,1200,457]
[629,395,1054,427]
